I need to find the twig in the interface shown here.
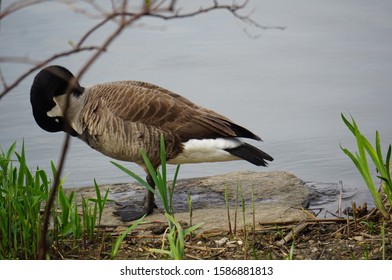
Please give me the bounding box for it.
[38,6,148,260]
[0,0,49,20]
[0,1,279,100]
[75,15,116,48]
[251,186,256,244]
[186,245,226,251]
[38,130,72,259]
[185,253,203,260]
[352,201,358,227]
[346,211,351,239]
[224,184,232,235]
[276,220,307,246]
[259,218,349,227]
[0,46,99,100]
[0,68,7,89]
[234,184,239,234]
[338,180,343,217]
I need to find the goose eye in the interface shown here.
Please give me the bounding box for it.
[54,118,60,123]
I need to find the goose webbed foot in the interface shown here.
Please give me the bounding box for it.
[114,188,156,222]
[114,204,153,222]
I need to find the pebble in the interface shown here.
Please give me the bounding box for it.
[214,237,228,246]
[353,236,364,242]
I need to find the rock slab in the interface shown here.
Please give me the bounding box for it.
[71,170,310,233]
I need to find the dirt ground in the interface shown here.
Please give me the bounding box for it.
[51,204,391,260]
[52,171,391,260]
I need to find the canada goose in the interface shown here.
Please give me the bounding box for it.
[30,65,273,221]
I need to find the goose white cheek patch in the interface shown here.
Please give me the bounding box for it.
[47,103,63,118]
[47,95,66,118]
[46,95,83,134]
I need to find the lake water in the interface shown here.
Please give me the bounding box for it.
[1,0,392,211]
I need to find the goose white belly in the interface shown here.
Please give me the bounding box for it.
[167,138,242,164]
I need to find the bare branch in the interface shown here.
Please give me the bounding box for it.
[59,0,109,19]
[0,46,99,100]
[38,4,147,260]
[134,1,248,20]
[1,0,283,101]
[0,56,41,65]
[0,0,49,20]
[75,14,116,48]
[234,8,286,31]
[76,1,267,48]
[0,68,7,89]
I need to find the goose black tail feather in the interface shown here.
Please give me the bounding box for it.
[225,143,273,167]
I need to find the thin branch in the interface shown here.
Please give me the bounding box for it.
[168,0,177,11]
[59,0,109,19]
[111,1,285,30]
[125,1,248,21]
[234,9,286,31]
[0,56,41,65]
[38,5,147,260]
[76,1,261,48]
[1,0,281,101]
[0,0,49,20]
[75,14,116,48]
[0,46,99,100]
[0,68,7,89]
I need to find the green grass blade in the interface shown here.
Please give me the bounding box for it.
[341,115,390,218]
[140,150,160,189]
[160,134,167,186]
[164,213,184,259]
[340,146,365,178]
[384,145,392,197]
[168,164,181,216]
[89,179,109,227]
[140,146,169,213]
[150,248,173,258]
[362,134,387,178]
[110,161,155,194]
[183,223,203,236]
[341,113,355,135]
[375,131,383,163]
[111,215,145,259]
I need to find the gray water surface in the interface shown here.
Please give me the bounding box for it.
[1,0,392,211]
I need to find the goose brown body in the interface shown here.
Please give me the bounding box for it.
[75,81,185,170]
[30,65,273,221]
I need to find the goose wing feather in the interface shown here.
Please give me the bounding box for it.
[85,81,261,142]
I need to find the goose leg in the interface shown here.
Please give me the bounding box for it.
[114,174,156,222]
[144,174,156,215]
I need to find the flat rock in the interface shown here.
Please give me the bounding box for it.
[70,171,310,234]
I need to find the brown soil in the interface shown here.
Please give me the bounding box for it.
[50,206,392,260]
[53,171,391,260]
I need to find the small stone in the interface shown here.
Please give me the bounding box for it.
[215,237,228,246]
[353,236,364,242]
[226,241,238,247]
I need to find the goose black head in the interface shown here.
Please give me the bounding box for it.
[30,65,84,136]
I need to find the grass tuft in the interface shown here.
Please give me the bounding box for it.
[0,142,110,259]
[0,142,49,259]
[341,114,391,219]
